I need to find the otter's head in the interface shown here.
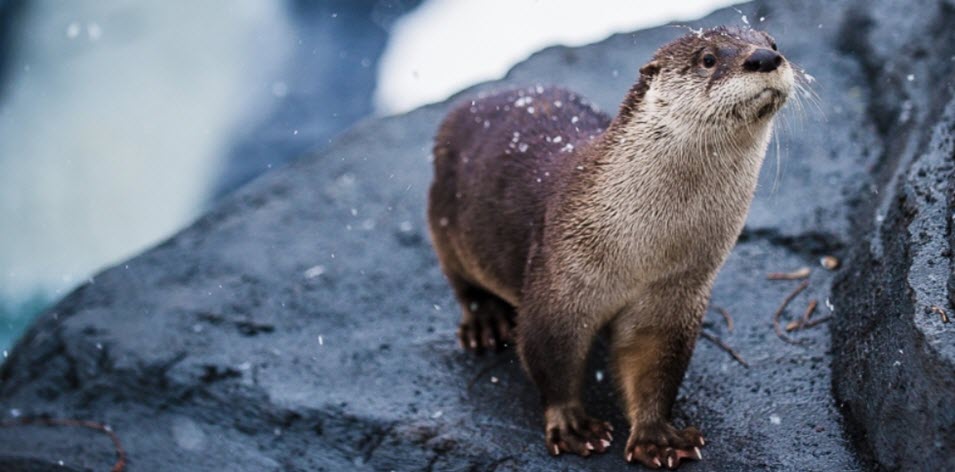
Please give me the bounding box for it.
[631,26,794,138]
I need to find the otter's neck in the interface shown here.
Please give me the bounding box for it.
[593,112,772,193]
[577,110,774,236]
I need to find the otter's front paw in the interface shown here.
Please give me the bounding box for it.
[624,423,704,469]
[544,404,613,457]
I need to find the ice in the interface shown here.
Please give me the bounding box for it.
[825,298,835,312]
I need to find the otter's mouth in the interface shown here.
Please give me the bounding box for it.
[750,88,785,120]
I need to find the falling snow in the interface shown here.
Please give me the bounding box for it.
[66,22,81,39]
[304,265,326,279]
[514,96,533,107]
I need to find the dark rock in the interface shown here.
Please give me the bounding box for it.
[0,0,950,470]
[829,0,955,470]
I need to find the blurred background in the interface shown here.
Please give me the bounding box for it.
[0,0,737,352]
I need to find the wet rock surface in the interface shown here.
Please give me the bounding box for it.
[0,0,951,470]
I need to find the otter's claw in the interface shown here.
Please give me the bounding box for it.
[625,423,705,469]
[545,405,613,457]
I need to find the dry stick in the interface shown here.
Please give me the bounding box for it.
[767,267,811,280]
[0,417,126,471]
[931,305,950,323]
[700,330,749,368]
[714,306,734,332]
[801,315,832,328]
[786,299,818,332]
[772,279,810,344]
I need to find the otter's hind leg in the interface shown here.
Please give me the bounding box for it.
[446,276,516,354]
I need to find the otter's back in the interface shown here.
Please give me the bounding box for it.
[429,86,610,301]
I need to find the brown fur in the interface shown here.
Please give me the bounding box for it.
[427,26,793,468]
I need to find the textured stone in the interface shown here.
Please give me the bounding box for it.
[0,0,952,470]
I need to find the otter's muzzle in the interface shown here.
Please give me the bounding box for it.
[743,49,783,73]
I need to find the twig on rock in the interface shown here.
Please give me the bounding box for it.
[767,267,811,280]
[786,299,818,332]
[700,330,748,368]
[713,306,734,332]
[801,315,832,328]
[0,417,126,471]
[772,280,810,344]
[931,305,950,323]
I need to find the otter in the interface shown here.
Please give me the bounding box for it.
[427,26,794,469]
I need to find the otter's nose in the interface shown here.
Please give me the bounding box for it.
[743,48,783,73]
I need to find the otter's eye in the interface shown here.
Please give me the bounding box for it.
[771,42,778,51]
[702,53,717,68]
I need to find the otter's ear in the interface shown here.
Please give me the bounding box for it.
[639,60,661,79]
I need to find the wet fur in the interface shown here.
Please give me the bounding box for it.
[428,26,793,466]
